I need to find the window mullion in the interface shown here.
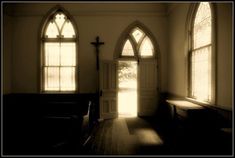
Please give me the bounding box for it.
[59,40,61,91]
[193,43,211,52]
[136,34,146,58]
[60,19,67,38]
[46,67,48,92]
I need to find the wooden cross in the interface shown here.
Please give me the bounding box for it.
[91,36,104,70]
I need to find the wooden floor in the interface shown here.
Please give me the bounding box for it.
[82,117,232,156]
[85,117,165,155]
[11,115,229,156]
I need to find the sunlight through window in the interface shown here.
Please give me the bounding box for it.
[61,21,76,38]
[45,67,59,91]
[45,22,59,38]
[191,2,212,102]
[60,43,76,66]
[139,36,154,57]
[42,10,77,92]
[45,43,60,66]
[55,13,66,30]
[131,27,144,43]
[60,67,76,91]
[121,40,135,56]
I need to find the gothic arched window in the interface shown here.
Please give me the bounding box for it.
[189,2,215,103]
[41,9,78,92]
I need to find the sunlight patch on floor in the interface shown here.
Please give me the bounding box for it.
[135,128,164,145]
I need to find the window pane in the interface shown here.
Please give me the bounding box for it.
[61,21,75,38]
[131,28,144,43]
[60,67,75,91]
[45,21,59,38]
[139,36,153,57]
[193,2,211,48]
[191,46,211,101]
[60,43,76,66]
[44,67,59,91]
[122,40,134,56]
[45,43,60,66]
[194,2,211,25]
[55,13,66,31]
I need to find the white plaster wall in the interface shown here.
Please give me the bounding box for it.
[3,15,13,94]
[11,16,42,93]
[167,3,190,97]
[3,3,168,94]
[4,3,232,111]
[216,3,233,110]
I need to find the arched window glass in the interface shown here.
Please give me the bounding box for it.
[61,21,76,38]
[120,27,154,58]
[121,40,135,56]
[42,10,77,92]
[45,22,59,38]
[190,2,213,102]
[55,13,66,30]
[193,2,211,48]
[139,36,154,57]
[131,27,144,43]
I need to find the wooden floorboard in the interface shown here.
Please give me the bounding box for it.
[83,117,232,155]
[4,116,231,155]
[86,117,165,155]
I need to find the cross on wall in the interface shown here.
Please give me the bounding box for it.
[91,36,105,70]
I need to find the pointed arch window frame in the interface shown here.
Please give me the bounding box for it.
[119,26,156,60]
[187,2,216,105]
[43,11,77,41]
[40,7,79,93]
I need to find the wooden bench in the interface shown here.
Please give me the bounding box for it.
[3,93,98,155]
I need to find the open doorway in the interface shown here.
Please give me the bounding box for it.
[118,61,137,117]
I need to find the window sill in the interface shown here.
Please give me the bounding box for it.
[41,91,78,94]
[185,97,213,107]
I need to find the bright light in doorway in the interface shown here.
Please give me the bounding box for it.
[118,61,137,117]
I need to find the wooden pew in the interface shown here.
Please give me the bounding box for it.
[3,93,98,155]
